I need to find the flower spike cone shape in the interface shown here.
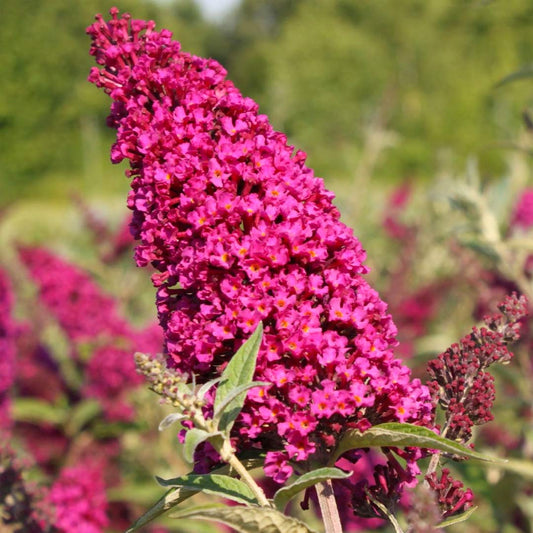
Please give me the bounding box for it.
[88,8,433,484]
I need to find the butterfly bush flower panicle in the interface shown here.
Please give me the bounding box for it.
[88,8,433,490]
[18,245,130,343]
[18,245,163,421]
[425,293,527,519]
[425,468,473,520]
[44,463,109,533]
[427,292,528,444]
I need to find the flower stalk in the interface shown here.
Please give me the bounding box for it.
[316,480,343,533]
[135,351,271,508]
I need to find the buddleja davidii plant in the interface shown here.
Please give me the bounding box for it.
[131,320,518,533]
[86,10,526,532]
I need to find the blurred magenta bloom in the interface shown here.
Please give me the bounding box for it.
[511,188,533,230]
[18,245,163,421]
[45,464,109,533]
[0,269,16,433]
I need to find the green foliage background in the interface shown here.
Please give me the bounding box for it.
[3,0,533,206]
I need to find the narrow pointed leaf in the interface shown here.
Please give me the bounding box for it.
[332,423,506,464]
[214,322,263,433]
[437,506,478,528]
[155,473,258,506]
[158,412,188,431]
[126,487,197,533]
[490,457,533,480]
[12,398,67,425]
[273,467,351,511]
[197,377,222,400]
[214,381,269,431]
[494,66,533,88]
[64,399,101,436]
[183,428,213,464]
[126,453,268,532]
[169,504,318,533]
[364,490,404,533]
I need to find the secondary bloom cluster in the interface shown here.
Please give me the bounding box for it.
[427,293,528,443]
[1,249,169,533]
[44,464,109,533]
[88,9,433,483]
[18,245,162,421]
[18,245,131,343]
[425,468,473,520]
[0,269,16,432]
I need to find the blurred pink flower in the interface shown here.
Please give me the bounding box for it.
[511,188,533,230]
[0,269,16,432]
[46,464,109,533]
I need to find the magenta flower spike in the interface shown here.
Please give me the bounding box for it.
[87,8,433,483]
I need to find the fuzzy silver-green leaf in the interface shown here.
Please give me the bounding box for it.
[214,322,263,434]
[169,504,318,533]
[273,467,351,511]
[332,422,506,464]
[437,506,478,528]
[183,428,212,464]
[155,473,258,506]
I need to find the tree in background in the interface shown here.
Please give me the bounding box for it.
[0,0,214,204]
[215,0,533,186]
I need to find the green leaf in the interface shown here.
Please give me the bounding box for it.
[273,467,351,511]
[494,65,533,88]
[459,239,500,262]
[213,381,269,425]
[197,377,222,400]
[64,398,101,436]
[158,412,188,431]
[126,453,268,532]
[331,423,507,464]
[364,489,404,533]
[12,398,66,425]
[183,428,217,464]
[169,504,318,533]
[437,506,478,528]
[214,322,263,434]
[491,458,533,480]
[155,473,258,506]
[126,487,197,533]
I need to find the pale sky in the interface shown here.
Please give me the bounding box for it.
[194,0,240,21]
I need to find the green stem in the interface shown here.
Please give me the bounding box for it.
[316,479,343,533]
[218,439,271,507]
[365,489,405,533]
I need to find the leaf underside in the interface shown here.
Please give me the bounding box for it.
[332,422,506,464]
[169,504,319,533]
[155,473,258,506]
